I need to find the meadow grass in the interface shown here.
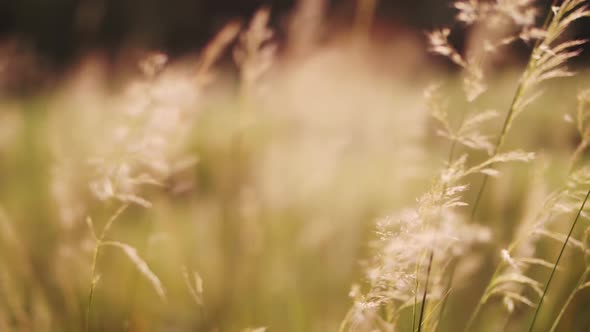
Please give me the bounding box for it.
[1,0,590,331]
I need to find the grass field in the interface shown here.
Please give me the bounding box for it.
[1,1,590,331]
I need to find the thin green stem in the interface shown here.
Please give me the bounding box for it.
[470,62,533,221]
[85,245,100,332]
[463,294,485,332]
[427,129,463,331]
[435,260,456,332]
[470,0,560,221]
[412,252,424,332]
[85,203,129,332]
[417,250,434,332]
[464,3,560,327]
[463,263,504,332]
[470,175,490,221]
[463,190,567,331]
[422,286,452,331]
[528,188,590,332]
[549,268,590,332]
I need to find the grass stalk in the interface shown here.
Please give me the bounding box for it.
[470,57,535,220]
[463,3,561,328]
[463,263,504,332]
[549,267,590,332]
[434,260,456,332]
[85,203,129,332]
[527,188,590,332]
[85,245,100,332]
[412,251,425,331]
[470,0,560,221]
[423,118,462,330]
[417,250,434,332]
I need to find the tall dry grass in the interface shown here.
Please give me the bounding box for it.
[0,0,590,331]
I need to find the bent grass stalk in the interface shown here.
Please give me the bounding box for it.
[432,128,463,327]
[441,2,561,326]
[412,249,428,331]
[547,90,590,332]
[415,103,467,330]
[412,248,433,331]
[85,203,129,332]
[434,260,456,332]
[527,188,590,332]
[414,109,466,330]
[463,261,503,331]
[549,267,590,332]
[464,2,564,328]
[463,214,549,331]
[422,286,452,330]
[463,154,589,331]
[417,250,434,332]
[470,0,561,221]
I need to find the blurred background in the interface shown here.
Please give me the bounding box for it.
[0,0,449,64]
[1,0,589,68]
[1,1,590,332]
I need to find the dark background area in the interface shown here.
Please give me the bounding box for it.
[0,0,588,69]
[0,0,458,67]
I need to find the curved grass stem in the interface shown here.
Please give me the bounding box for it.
[549,268,590,332]
[435,260,456,332]
[412,250,428,331]
[528,188,590,332]
[85,204,129,332]
[85,245,100,332]
[463,262,505,332]
[469,0,560,221]
[417,250,434,332]
[463,2,560,328]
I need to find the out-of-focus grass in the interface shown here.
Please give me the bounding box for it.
[1,44,590,332]
[0,48,429,331]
